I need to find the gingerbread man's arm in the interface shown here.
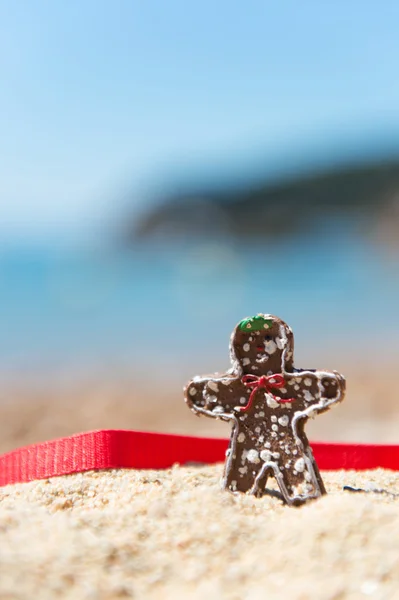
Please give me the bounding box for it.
[286,369,345,415]
[185,375,243,421]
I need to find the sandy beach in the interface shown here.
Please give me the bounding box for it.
[1,363,399,599]
[1,465,399,599]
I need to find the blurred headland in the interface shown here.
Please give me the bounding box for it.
[121,126,399,253]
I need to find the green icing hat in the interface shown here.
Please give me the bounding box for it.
[238,315,273,332]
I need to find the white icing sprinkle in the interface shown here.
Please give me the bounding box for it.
[271,424,278,431]
[237,432,246,443]
[242,358,250,366]
[208,381,219,392]
[189,387,197,396]
[238,465,248,475]
[278,415,289,427]
[264,441,271,448]
[254,426,261,434]
[272,452,280,459]
[259,411,265,417]
[243,343,250,352]
[260,450,271,462]
[271,432,278,437]
[304,378,312,387]
[265,340,277,354]
[247,450,260,464]
[266,396,279,409]
[276,337,284,350]
[303,390,314,402]
[294,458,305,472]
[271,416,277,422]
[240,397,247,404]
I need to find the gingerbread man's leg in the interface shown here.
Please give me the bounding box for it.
[222,427,269,494]
[279,453,324,506]
[250,452,324,506]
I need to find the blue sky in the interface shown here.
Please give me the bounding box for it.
[2,1,399,242]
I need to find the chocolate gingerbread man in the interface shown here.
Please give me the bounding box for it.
[184,314,346,505]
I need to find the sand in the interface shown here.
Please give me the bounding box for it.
[1,465,399,600]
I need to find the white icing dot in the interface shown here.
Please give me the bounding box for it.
[272,452,280,459]
[259,411,265,417]
[231,480,237,491]
[272,424,278,431]
[264,441,271,448]
[246,450,260,464]
[189,387,197,396]
[303,390,314,402]
[293,449,298,455]
[266,396,279,409]
[285,462,291,468]
[265,340,277,354]
[208,381,219,392]
[240,397,247,404]
[271,432,278,437]
[276,337,284,350]
[260,450,271,462]
[237,432,246,443]
[294,458,305,472]
[243,343,250,352]
[294,385,300,391]
[238,465,248,475]
[254,426,261,434]
[280,387,287,393]
[304,378,312,387]
[278,415,289,427]
[271,416,277,422]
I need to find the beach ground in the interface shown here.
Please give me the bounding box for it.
[1,466,399,599]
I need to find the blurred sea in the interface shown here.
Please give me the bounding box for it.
[0,224,398,378]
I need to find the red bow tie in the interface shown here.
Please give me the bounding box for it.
[236,374,295,413]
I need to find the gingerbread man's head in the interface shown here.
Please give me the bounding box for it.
[230,314,294,375]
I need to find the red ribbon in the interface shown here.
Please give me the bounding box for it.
[1,430,399,487]
[237,374,295,413]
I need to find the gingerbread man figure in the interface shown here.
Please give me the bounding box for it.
[184,314,346,505]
